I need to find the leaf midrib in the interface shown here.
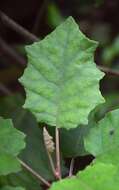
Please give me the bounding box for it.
[56,23,72,127]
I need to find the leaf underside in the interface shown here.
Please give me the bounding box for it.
[20,16,104,129]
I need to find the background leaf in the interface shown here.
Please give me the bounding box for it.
[0,154,21,176]
[0,94,67,189]
[0,117,25,175]
[60,126,88,157]
[0,95,54,180]
[20,16,104,129]
[47,2,64,28]
[50,163,119,190]
[84,109,119,165]
[1,186,25,190]
[60,111,96,157]
[7,169,42,190]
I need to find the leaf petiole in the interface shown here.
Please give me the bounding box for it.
[18,158,51,188]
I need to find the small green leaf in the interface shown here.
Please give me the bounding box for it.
[1,186,25,190]
[19,16,104,129]
[85,109,119,165]
[0,117,26,175]
[0,117,25,156]
[0,154,21,176]
[50,163,119,190]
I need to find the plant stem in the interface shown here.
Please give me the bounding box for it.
[0,11,38,42]
[47,151,57,178]
[55,127,61,179]
[18,158,51,188]
[98,65,119,77]
[0,83,12,95]
[69,158,75,177]
[32,0,47,35]
[43,127,56,178]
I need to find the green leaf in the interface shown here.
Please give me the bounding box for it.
[60,126,88,157]
[60,111,96,157]
[19,16,104,129]
[0,118,25,156]
[47,2,64,28]
[7,170,42,190]
[85,109,119,165]
[16,111,55,180]
[0,95,67,189]
[1,186,25,190]
[102,36,119,65]
[0,117,26,175]
[50,163,119,190]
[0,154,21,176]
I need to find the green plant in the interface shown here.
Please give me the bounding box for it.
[0,16,119,190]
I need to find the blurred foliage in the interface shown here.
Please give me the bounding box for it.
[102,36,119,66]
[1,186,25,190]
[91,23,110,46]
[0,95,67,189]
[47,2,64,28]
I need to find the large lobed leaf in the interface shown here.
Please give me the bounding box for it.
[0,117,26,175]
[84,109,119,165]
[19,16,104,129]
[50,162,119,190]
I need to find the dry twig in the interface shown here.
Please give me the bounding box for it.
[18,159,51,187]
[0,11,38,42]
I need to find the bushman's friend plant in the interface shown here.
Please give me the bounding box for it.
[0,16,119,190]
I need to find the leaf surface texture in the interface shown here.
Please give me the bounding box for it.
[20,17,104,129]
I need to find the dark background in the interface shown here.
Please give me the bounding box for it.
[0,0,119,96]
